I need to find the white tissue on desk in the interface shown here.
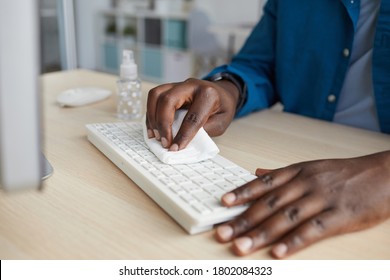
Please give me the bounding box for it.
[143,110,220,165]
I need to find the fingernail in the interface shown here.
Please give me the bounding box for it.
[272,243,288,258]
[147,129,154,138]
[234,237,253,254]
[153,129,161,140]
[222,193,237,205]
[161,137,168,148]
[169,143,179,152]
[216,225,233,241]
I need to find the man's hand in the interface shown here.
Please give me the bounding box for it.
[146,78,239,151]
[215,151,390,258]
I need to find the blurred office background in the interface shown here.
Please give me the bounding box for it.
[40,0,265,82]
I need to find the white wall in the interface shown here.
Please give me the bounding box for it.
[74,0,110,70]
[193,0,266,54]
[194,0,265,25]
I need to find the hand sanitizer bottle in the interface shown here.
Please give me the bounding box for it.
[116,50,142,120]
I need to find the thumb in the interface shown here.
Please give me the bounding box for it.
[203,114,233,137]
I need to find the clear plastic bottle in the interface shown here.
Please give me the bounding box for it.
[116,50,142,120]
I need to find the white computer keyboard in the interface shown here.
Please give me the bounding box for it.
[86,122,256,234]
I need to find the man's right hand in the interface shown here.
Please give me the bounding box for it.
[146,78,239,151]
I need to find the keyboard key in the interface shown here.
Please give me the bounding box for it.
[216,181,237,191]
[192,177,213,188]
[163,168,181,178]
[172,175,191,185]
[192,203,211,214]
[203,198,225,211]
[182,183,202,193]
[193,191,212,201]
[180,193,197,204]
[160,177,175,187]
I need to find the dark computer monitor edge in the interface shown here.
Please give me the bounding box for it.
[41,153,54,181]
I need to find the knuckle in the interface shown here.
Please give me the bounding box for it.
[311,217,326,232]
[185,80,219,102]
[184,77,197,84]
[234,185,255,201]
[148,86,163,97]
[158,92,175,106]
[284,207,300,223]
[201,85,219,101]
[262,194,278,210]
[232,216,252,233]
[260,174,273,187]
[184,112,201,126]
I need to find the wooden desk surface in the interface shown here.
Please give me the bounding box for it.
[1,69,389,259]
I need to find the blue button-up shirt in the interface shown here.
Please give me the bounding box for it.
[207,0,390,134]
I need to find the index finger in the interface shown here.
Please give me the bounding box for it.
[221,165,301,206]
[146,83,175,137]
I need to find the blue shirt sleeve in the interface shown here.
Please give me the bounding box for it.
[204,0,279,118]
[203,0,390,134]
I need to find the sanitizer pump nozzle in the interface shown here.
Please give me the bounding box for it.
[120,50,138,80]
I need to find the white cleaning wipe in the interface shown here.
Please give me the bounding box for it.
[143,110,219,165]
